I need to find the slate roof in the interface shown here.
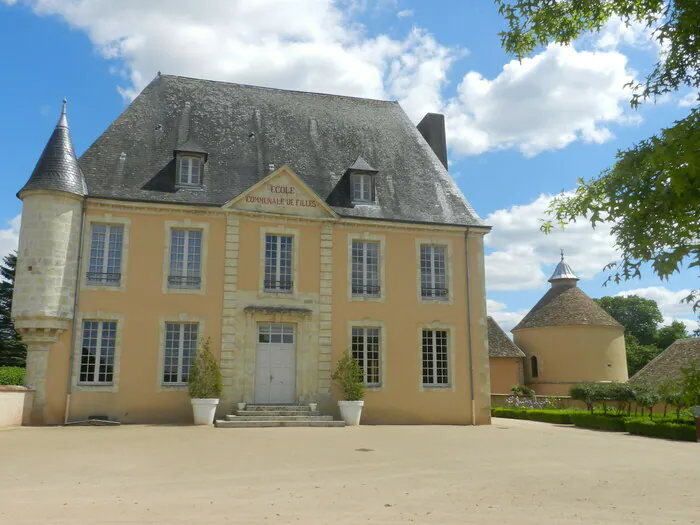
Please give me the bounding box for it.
[75,74,485,227]
[512,286,622,331]
[629,338,700,386]
[20,100,88,197]
[487,316,525,358]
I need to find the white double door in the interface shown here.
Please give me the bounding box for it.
[254,323,296,404]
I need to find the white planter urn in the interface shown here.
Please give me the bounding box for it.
[309,403,317,412]
[338,400,364,426]
[237,402,247,411]
[693,406,700,419]
[191,398,219,425]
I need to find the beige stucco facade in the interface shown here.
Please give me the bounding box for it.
[488,357,522,395]
[16,167,491,425]
[514,325,628,396]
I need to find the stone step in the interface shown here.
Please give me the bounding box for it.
[242,405,312,412]
[215,419,345,428]
[235,410,319,417]
[226,414,333,422]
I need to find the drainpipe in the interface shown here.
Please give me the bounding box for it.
[64,198,87,424]
[464,228,476,425]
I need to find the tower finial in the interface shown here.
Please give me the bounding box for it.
[560,248,564,261]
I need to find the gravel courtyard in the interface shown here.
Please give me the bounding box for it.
[1,418,698,524]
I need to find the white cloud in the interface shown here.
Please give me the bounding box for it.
[616,287,699,331]
[0,215,21,266]
[445,44,637,156]
[484,193,618,291]
[594,17,659,52]
[487,299,528,335]
[397,9,413,18]
[678,91,698,108]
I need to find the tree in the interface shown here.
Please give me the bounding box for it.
[495,0,700,312]
[0,252,26,367]
[594,295,663,345]
[625,335,663,376]
[655,321,688,350]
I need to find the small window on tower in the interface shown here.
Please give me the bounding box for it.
[178,156,202,186]
[351,173,374,204]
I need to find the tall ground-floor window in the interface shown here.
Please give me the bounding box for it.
[79,321,117,384]
[422,329,449,386]
[163,323,199,384]
[351,327,381,386]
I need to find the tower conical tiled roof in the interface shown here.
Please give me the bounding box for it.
[19,100,87,197]
[512,252,621,331]
[487,316,525,358]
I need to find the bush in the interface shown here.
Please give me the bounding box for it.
[188,337,223,399]
[510,384,535,397]
[570,383,597,413]
[0,366,25,386]
[632,383,662,418]
[491,407,573,424]
[570,412,627,432]
[331,350,365,401]
[624,418,697,442]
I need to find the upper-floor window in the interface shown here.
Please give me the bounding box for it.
[163,322,198,384]
[351,240,380,297]
[87,224,123,286]
[168,229,202,289]
[79,320,117,384]
[422,329,449,387]
[351,173,374,204]
[352,327,381,386]
[420,245,448,300]
[178,156,202,186]
[264,234,293,292]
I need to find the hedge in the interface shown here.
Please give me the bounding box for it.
[492,407,572,425]
[0,366,25,386]
[624,418,697,442]
[570,412,627,432]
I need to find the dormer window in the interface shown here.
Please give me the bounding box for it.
[351,173,373,204]
[178,156,202,186]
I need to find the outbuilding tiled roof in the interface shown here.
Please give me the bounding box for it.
[76,74,485,227]
[19,100,87,197]
[487,316,525,358]
[512,286,622,331]
[629,338,700,386]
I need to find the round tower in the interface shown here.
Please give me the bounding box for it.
[12,100,87,424]
[512,251,628,396]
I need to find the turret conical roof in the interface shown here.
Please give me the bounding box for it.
[549,250,579,283]
[19,100,87,197]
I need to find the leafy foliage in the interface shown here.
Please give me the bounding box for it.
[0,253,26,367]
[510,384,536,397]
[570,412,627,432]
[0,366,25,386]
[655,321,689,350]
[331,349,365,401]
[492,406,574,424]
[570,383,597,413]
[632,383,662,418]
[495,0,700,314]
[659,380,686,421]
[624,418,697,442]
[187,337,222,399]
[625,335,663,377]
[679,360,700,408]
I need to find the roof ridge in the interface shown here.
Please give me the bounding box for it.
[157,73,401,105]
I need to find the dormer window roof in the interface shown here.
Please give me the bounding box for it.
[347,156,378,205]
[174,138,207,187]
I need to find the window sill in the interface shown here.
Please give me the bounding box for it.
[75,383,117,393]
[421,384,452,390]
[175,185,205,192]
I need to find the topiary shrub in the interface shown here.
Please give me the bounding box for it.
[570,412,626,432]
[331,349,365,401]
[632,384,661,419]
[491,407,573,424]
[188,337,223,399]
[570,383,597,413]
[624,418,697,442]
[0,366,25,386]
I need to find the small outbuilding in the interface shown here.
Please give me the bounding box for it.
[487,316,525,394]
[629,338,700,386]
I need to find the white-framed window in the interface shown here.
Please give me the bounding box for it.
[352,327,381,386]
[168,229,202,289]
[264,234,293,292]
[351,173,373,203]
[351,240,380,297]
[79,320,117,384]
[162,322,199,384]
[87,224,123,286]
[178,156,202,186]
[420,245,448,299]
[422,329,449,386]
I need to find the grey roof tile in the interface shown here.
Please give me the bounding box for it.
[348,155,378,173]
[77,74,485,227]
[487,316,525,358]
[20,100,87,197]
[629,338,700,386]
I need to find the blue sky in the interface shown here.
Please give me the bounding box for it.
[0,0,697,332]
